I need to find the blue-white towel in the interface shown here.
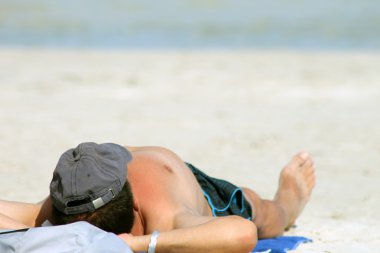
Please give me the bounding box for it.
[252,236,312,253]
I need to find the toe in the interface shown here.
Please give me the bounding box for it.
[301,159,313,169]
[300,160,314,177]
[296,152,310,165]
[287,152,309,169]
[307,175,316,188]
[298,152,310,161]
[308,166,315,177]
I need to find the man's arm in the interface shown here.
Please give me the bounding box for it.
[0,199,47,228]
[0,212,29,229]
[119,214,257,253]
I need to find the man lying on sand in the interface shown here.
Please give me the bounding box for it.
[0,142,315,253]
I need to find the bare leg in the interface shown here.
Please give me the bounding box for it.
[243,152,316,238]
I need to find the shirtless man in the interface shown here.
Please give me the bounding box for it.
[0,142,316,253]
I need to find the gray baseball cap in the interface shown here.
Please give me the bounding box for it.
[50,142,132,215]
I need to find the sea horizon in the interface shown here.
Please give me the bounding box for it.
[0,0,379,51]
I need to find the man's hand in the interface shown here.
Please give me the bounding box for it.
[118,233,135,248]
[118,233,151,252]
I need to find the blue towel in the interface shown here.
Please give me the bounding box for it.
[252,236,312,253]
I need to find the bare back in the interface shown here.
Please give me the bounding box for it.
[126,146,213,234]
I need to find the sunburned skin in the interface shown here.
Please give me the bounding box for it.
[125,146,214,234]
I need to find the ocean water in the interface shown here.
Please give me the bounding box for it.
[0,0,379,50]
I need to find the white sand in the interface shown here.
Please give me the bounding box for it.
[0,49,379,252]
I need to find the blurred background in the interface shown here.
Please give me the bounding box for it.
[0,0,379,50]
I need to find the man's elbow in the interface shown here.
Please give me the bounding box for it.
[226,218,257,253]
[237,220,257,252]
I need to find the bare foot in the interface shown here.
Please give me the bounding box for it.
[274,152,316,228]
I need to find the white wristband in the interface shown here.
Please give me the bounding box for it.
[148,230,160,253]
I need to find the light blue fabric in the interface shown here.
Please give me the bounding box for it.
[0,221,132,253]
[0,221,310,253]
[252,236,312,253]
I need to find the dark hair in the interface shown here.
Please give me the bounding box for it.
[52,181,135,234]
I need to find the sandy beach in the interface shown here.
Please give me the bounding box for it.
[0,48,379,252]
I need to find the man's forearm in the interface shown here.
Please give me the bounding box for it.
[120,216,257,253]
[0,212,29,230]
[0,199,41,227]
